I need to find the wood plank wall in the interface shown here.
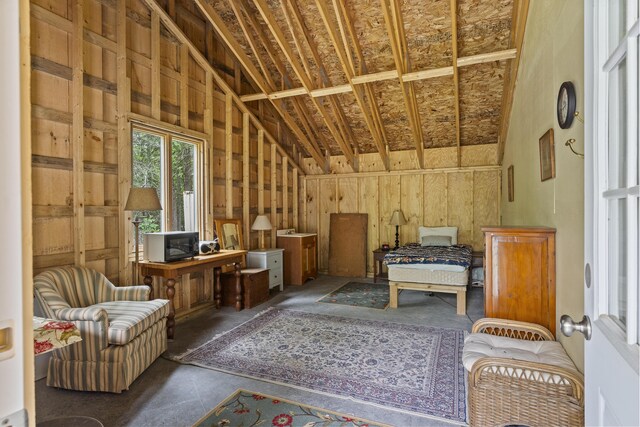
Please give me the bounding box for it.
[302,162,501,275]
[30,0,300,315]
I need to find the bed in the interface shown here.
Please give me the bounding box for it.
[383,227,473,315]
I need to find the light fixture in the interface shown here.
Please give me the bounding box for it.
[125,187,162,284]
[389,209,407,250]
[251,215,272,249]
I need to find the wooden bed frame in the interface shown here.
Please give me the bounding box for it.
[389,281,467,315]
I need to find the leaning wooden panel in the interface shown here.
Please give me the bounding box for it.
[473,170,500,250]
[447,172,474,245]
[359,176,380,274]
[400,174,423,244]
[424,173,448,226]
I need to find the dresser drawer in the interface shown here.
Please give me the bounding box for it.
[269,267,283,287]
[266,253,281,270]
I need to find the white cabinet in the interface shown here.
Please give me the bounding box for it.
[247,248,284,291]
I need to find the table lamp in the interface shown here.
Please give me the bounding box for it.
[251,215,272,249]
[125,187,162,284]
[389,209,407,250]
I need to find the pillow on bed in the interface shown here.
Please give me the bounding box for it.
[418,226,458,245]
[421,235,452,246]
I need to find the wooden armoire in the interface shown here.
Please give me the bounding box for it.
[482,226,556,336]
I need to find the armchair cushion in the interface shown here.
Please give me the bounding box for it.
[463,332,577,380]
[95,299,169,345]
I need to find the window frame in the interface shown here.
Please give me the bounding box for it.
[130,123,206,242]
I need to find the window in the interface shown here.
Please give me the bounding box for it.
[593,1,639,345]
[132,126,203,239]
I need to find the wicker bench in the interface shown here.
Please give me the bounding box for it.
[463,318,584,427]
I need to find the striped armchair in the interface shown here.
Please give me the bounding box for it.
[34,266,169,393]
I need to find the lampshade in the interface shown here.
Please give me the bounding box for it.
[389,209,407,226]
[124,187,162,211]
[251,214,272,231]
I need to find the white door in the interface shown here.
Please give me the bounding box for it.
[584,0,640,425]
[0,0,30,425]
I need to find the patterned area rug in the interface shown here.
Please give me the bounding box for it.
[317,281,390,309]
[193,389,389,427]
[176,308,467,423]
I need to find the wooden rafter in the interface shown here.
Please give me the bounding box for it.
[498,0,530,163]
[142,0,307,174]
[281,0,360,168]
[191,0,326,167]
[232,0,330,156]
[240,48,516,102]
[250,0,357,166]
[381,0,424,168]
[326,0,390,169]
[450,0,461,166]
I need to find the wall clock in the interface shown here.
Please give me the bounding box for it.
[557,81,576,129]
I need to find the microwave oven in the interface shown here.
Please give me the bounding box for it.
[143,231,199,262]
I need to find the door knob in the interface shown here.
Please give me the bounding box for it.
[560,314,592,340]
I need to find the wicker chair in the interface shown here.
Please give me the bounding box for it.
[464,318,584,427]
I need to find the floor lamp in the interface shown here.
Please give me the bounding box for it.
[389,209,407,250]
[125,188,162,284]
[251,215,272,249]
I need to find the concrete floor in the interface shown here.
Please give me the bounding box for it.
[35,275,484,427]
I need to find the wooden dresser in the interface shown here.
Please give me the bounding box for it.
[482,226,556,336]
[276,233,317,285]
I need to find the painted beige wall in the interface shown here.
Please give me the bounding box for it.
[502,0,585,370]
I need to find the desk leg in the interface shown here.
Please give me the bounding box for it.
[214,267,222,309]
[143,275,153,300]
[165,278,176,340]
[234,262,242,311]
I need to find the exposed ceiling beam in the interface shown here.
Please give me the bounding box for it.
[229,0,327,156]
[279,0,358,168]
[250,0,357,166]
[141,0,308,173]
[498,0,530,163]
[381,0,424,168]
[239,48,517,100]
[192,0,326,167]
[450,0,462,167]
[334,0,390,170]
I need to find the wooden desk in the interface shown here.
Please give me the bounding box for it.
[139,250,246,339]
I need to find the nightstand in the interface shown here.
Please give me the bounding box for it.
[247,248,284,291]
[373,248,390,283]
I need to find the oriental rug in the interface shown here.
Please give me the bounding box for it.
[176,308,467,423]
[193,389,389,427]
[317,281,390,309]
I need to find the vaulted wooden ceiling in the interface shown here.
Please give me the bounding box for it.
[190,0,528,170]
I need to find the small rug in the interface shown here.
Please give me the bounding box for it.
[317,281,390,309]
[193,389,389,427]
[176,308,467,423]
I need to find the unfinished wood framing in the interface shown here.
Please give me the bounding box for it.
[450,0,462,167]
[304,166,501,275]
[72,0,85,266]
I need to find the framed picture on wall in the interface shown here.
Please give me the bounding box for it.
[507,165,514,202]
[539,128,555,181]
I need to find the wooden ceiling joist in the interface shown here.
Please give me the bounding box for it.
[450,0,462,167]
[142,0,308,173]
[315,0,390,170]
[239,48,516,102]
[228,0,327,156]
[191,0,326,167]
[250,0,357,167]
[381,0,425,168]
[277,0,359,164]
